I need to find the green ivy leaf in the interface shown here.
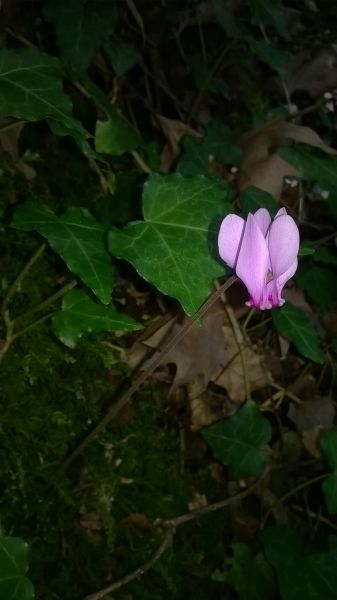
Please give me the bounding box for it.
[202,400,271,479]
[320,429,337,514]
[279,145,337,188]
[212,0,241,38]
[105,41,141,76]
[298,244,316,256]
[296,264,337,311]
[109,174,231,315]
[240,186,278,215]
[0,536,34,600]
[312,247,337,265]
[248,38,289,73]
[249,0,290,40]
[0,48,87,146]
[272,304,324,363]
[52,289,142,348]
[11,204,115,304]
[187,55,230,97]
[44,0,118,72]
[95,115,143,156]
[217,543,276,599]
[177,121,242,177]
[261,526,337,600]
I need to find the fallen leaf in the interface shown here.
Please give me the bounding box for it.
[302,426,322,458]
[284,47,337,98]
[288,396,335,431]
[188,376,229,430]
[156,114,201,173]
[0,120,36,180]
[215,322,271,403]
[237,120,337,199]
[188,491,208,511]
[123,513,151,532]
[125,300,270,405]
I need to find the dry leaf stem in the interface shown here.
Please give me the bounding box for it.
[59,276,237,471]
[223,299,250,401]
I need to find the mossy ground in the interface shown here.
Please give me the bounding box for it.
[0,147,229,599]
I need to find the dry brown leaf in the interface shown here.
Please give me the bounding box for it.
[156,114,201,173]
[302,426,322,458]
[123,513,151,532]
[125,300,270,407]
[188,492,208,512]
[288,396,335,431]
[215,322,271,403]
[187,376,229,431]
[284,47,337,98]
[237,120,337,199]
[0,120,36,180]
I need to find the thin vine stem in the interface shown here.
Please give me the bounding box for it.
[59,276,237,471]
[83,475,259,600]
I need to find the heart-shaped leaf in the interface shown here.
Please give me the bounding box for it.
[12,204,115,304]
[0,48,87,146]
[0,536,34,600]
[44,0,118,73]
[52,289,143,348]
[109,173,232,315]
[202,400,272,479]
[272,304,324,364]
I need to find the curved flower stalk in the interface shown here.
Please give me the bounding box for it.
[218,208,299,310]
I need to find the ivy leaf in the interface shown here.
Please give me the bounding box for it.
[248,38,289,73]
[177,121,242,177]
[202,400,271,479]
[296,264,337,311]
[216,543,276,599]
[320,429,337,514]
[109,174,232,315]
[52,290,142,348]
[272,304,324,364]
[95,115,143,156]
[279,145,337,188]
[105,41,141,76]
[212,0,241,38]
[0,48,87,146]
[261,526,337,600]
[249,0,290,40]
[44,0,118,73]
[0,536,34,600]
[312,247,337,266]
[240,186,278,215]
[298,244,316,256]
[11,204,115,304]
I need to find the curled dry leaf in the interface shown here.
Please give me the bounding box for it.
[215,322,271,404]
[302,426,322,458]
[237,120,337,199]
[284,47,337,98]
[0,120,36,180]
[124,300,271,409]
[156,114,201,173]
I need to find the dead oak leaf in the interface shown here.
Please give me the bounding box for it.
[237,120,337,199]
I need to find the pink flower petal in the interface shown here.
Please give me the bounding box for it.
[218,214,245,268]
[253,208,272,237]
[274,207,287,219]
[268,215,299,278]
[267,258,298,307]
[236,213,269,307]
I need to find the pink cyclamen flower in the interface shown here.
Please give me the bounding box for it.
[218,207,299,310]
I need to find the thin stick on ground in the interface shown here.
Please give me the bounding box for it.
[83,477,259,600]
[59,276,237,471]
